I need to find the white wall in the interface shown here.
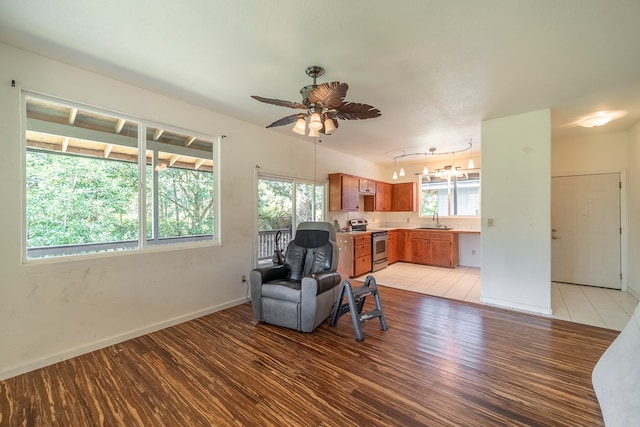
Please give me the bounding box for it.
[480,109,552,314]
[0,43,383,379]
[627,122,640,297]
[552,132,628,175]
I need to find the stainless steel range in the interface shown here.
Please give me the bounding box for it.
[348,219,388,272]
[371,230,388,271]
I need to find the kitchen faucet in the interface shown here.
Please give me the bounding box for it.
[433,212,440,228]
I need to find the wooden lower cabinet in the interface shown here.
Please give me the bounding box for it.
[405,230,459,268]
[353,233,372,277]
[411,231,431,265]
[336,233,372,278]
[430,232,458,268]
[387,230,398,264]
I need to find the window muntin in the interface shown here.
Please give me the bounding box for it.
[24,95,218,259]
[419,171,480,217]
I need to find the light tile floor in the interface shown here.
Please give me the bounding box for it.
[359,262,639,331]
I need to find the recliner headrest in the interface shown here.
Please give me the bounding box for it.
[294,229,330,248]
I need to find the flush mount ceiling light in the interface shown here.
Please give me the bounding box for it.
[252,66,381,137]
[391,142,474,179]
[578,111,626,128]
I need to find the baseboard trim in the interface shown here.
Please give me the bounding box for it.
[480,296,553,316]
[0,297,248,381]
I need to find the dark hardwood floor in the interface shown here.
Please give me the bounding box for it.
[0,286,619,426]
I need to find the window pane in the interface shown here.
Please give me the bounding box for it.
[420,171,480,217]
[157,165,214,237]
[314,185,324,222]
[258,179,293,231]
[146,127,216,243]
[26,152,139,249]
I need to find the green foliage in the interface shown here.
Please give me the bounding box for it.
[26,151,215,249]
[421,190,438,216]
[157,168,214,237]
[26,152,139,247]
[258,179,293,230]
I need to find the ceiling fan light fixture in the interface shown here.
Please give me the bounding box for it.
[292,116,307,135]
[308,112,323,131]
[308,128,320,137]
[323,116,336,134]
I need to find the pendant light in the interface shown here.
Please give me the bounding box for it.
[422,153,429,175]
[292,115,306,135]
[392,159,398,180]
[323,116,336,134]
[308,111,323,131]
[399,150,405,177]
[467,140,475,169]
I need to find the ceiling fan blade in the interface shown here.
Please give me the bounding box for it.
[308,82,348,109]
[333,102,382,120]
[251,95,307,109]
[266,113,303,128]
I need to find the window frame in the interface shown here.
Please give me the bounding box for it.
[21,91,221,262]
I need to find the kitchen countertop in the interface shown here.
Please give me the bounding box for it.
[368,227,481,234]
[336,227,480,235]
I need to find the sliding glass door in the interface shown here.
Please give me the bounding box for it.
[257,175,324,265]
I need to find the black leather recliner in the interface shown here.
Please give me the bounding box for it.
[250,222,342,332]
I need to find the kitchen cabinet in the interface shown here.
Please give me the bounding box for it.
[353,233,372,277]
[410,230,431,265]
[395,229,409,262]
[392,182,416,212]
[375,181,392,211]
[329,173,359,211]
[430,232,458,267]
[358,178,376,194]
[387,229,398,264]
[407,230,458,268]
[336,233,372,278]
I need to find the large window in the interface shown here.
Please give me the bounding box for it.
[419,170,480,217]
[24,94,219,259]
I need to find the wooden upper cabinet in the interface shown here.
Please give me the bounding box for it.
[392,182,416,212]
[329,173,415,212]
[358,178,376,194]
[329,173,359,211]
[375,181,392,211]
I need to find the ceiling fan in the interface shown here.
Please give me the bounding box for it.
[251,66,381,137]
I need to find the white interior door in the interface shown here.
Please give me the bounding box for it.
[551,173,621,289]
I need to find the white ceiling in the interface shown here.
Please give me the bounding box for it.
[2,0,640,165]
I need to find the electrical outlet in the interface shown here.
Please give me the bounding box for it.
[487,218,495,227]
[471,249,476,255]
[406,218,410,223]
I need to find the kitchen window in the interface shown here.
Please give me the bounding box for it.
[419,171,480,217]
[24,93,220,260]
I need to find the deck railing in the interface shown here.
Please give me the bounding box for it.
[258,228,292,261]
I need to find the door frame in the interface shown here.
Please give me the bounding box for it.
[551,169,627,292]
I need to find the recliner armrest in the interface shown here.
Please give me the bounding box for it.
[312,271,342,295]
[252,265,289,284]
